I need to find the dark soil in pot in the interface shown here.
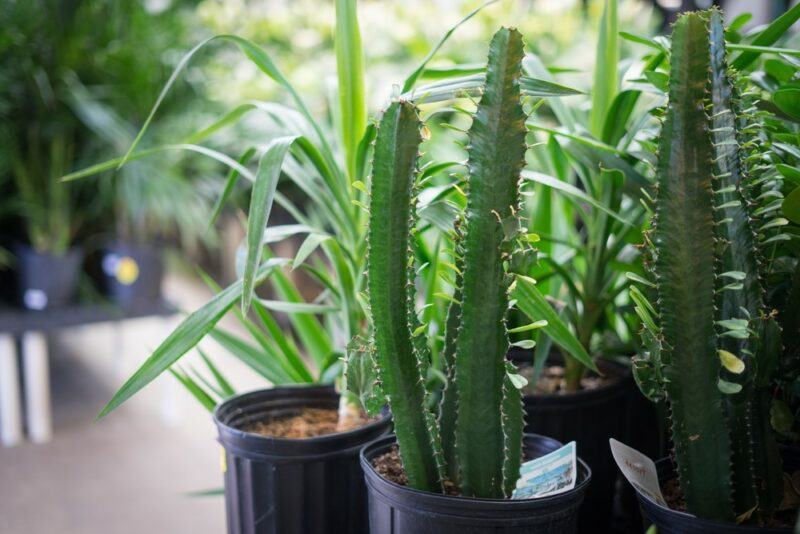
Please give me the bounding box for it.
[14,243,82,310]
[509,348,641,533]
[361,433,591,533]
[100,242,163,308]
[214,384,392,534]
[635,451,800,533]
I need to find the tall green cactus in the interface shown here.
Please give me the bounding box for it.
[366,27,528,498]
[367,100,443,492]
[632,9,783,522]
[452,26,527,498]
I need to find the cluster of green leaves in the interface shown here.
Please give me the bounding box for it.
[502,0,661,391]
[627,7,800,524]
[74,0,537,417]
[0,0,216,254]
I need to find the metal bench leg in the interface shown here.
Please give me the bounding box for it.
[0,334,23,446]
[22,331,52,444]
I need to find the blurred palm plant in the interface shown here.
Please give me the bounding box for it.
[0,0,216,255]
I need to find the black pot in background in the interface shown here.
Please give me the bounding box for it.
[361,433,591,534]
[635,452,798,533]
[214,385,392,534]
[100,242,163,308]
[14,244,82,310]
[510,349,634,532]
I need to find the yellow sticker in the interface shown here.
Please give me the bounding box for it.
[220,447,227,474]
[116,256,140,285]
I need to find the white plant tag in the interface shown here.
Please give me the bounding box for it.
[512,441,577,499]
[609,438,667,507]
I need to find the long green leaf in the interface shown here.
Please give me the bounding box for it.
[401,0,499,92]
[335,0,366,182]
[242,136,298,313]
[512,276,597,372]
[731,4,800,71]
[97,259,287,419]
[589,0,619,137]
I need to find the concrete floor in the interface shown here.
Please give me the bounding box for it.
[0,274,267,534]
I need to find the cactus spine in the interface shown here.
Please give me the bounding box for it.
[633,9,783,522]
[366,27,528,498]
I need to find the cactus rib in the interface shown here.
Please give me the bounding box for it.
[654,11,734,522]
[367,101,441,491]
[453,27,528,498]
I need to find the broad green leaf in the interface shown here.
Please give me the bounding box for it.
[521,170,632,225]
[96,259,286,419]
[718,379,743,395]
[242,136,298,313]
[512,275,597,372]
[718,350,745,375]
[783,187,800,224]
[773,87,800,121]
[589,0,619,137]
[731,4,800,70]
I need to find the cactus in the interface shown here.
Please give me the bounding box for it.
[631,9,783,522]
[366,27,528,498]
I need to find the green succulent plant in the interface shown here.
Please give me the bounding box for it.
[364,26,594,498]
[630,8,785,523]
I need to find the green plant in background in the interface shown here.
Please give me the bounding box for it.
[68,0,565,417]
[630,9,785,523]
[0,0,215,254]
[514,0,661,391]
[365,27,595,498]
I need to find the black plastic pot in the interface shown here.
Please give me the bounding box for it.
[513,351,633,532]
[214,385,392,534]
[361,433,591,534]
[635,454,798,533]
[14,244,82,310]
[100,242,163,308]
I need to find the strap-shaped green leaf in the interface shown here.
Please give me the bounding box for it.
[97,259,287,419]
[242,136,298,313]
[512,275,597,372]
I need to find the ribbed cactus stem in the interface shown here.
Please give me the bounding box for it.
[453,27,528,499]
[653,11,734,522]
[367,101,442,492]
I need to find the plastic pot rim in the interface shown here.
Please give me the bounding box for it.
[214,384,392,448]
[360,433,592,508]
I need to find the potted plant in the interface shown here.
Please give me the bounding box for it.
[358,27,592,534]
[67,1,578,531]
[506,1,666,527]
[0,1,93,310]
[60,0,219,309]
[625,7,799,532]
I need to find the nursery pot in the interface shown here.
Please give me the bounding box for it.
[100,242,163,308]
[14,244,82,310]
[635,451,800,533]
[361,433,592,534]
[214,385,392,534]
[512,349,633,531]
